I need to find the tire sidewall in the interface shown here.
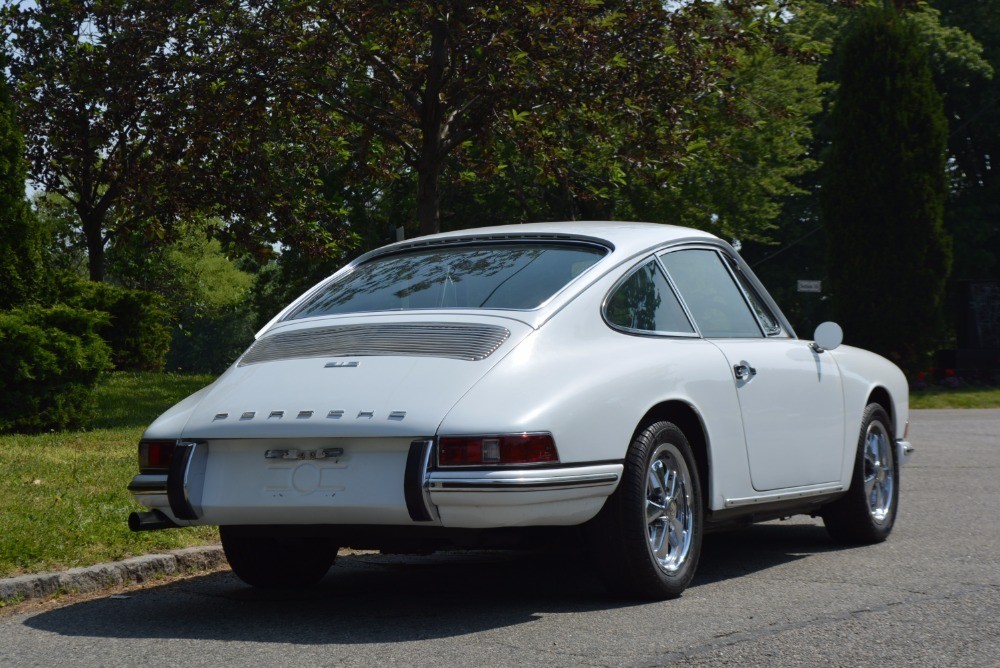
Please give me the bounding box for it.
[622,421,703,595]
[858,405,899,537]
[822,403,900,544]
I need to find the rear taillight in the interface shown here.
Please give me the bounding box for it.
[437,434,559,467]
[138,440,176,472]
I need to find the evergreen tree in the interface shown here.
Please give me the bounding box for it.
[0,65,43,310]
[823,4,950,371]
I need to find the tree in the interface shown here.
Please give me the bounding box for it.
[2,2,191,281]
[930,0,999,280]
[0,59,43,309]
[245,1,788,236]
[1,1,342,282]
[823,3,950,370]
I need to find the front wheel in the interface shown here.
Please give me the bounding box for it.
[588,421,703,600]
[220,526,338,589]
[822,404,899,544]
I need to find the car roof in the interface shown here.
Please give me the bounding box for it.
[256,222,730,338]
[379,221,720,258]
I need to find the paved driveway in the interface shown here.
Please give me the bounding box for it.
[1,409,997,667]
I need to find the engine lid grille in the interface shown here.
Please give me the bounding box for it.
[239,322,511,366]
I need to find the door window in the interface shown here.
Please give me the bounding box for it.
[660,249,762,338]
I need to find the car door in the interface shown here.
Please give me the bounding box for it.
[659,247,845,492]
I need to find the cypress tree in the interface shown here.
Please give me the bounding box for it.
[823,4,951,372]
[0,65,43,310]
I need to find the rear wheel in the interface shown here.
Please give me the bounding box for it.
[220,526,338,589]
[822,404,899,544]
[588,421,703,600]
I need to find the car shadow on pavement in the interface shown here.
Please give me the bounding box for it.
[21,521,843,644]
[697,521,845,586]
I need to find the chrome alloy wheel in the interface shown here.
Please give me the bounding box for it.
[863,419,895,524]
[645,442,694,573]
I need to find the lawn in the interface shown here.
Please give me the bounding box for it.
[910,385,1000,409]
[0,372,219,579]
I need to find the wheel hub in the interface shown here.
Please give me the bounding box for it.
[863,420,895,524]
[645,443,694,574]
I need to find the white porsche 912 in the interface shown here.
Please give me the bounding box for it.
[128,222,913,599]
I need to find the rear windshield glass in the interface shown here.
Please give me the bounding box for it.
[287,242,608,319]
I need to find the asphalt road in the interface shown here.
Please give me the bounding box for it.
[2,409,997,667]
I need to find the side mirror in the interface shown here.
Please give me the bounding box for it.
[811,321,843,353]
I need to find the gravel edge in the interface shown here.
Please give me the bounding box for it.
[0,546,225,605]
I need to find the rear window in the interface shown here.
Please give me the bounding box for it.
[287,242,608,319]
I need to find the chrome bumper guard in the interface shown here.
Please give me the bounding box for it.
[896,439,914,466]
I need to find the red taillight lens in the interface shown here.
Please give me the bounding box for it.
[438,434,558,467]
[138,440,176,472]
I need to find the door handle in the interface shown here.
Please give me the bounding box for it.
[733,362,757,381]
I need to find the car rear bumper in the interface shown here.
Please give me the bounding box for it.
[426,463,623,528]
[128,438,622,531]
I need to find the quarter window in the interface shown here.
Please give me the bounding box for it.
[659,249,762,338]
[605,260,694,334]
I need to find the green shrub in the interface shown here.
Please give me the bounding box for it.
[167,307,256,374]
[62,279,173,372]
[0,305,112,433]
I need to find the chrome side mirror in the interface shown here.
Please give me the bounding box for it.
[811,321,843,353]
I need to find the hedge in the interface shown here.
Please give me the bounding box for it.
[0,305,112,433]
[63,280,173,372]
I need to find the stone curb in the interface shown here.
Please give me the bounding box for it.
[0,545,226,606]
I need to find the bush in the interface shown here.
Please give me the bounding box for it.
[62,278,173,372]
[0,305,112,433]
[167,308,256,374]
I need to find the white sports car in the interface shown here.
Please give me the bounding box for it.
[128,222,913,599]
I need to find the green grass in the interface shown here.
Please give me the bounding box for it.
[910,386,1000,409]
[0,372,219,579]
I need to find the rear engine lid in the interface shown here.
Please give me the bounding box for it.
[162,317,534,439]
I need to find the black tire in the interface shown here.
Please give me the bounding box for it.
[588,421,703,600]
[220,526,338,589]
[822,404,899,544]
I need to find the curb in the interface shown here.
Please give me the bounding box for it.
[0,546,226,606]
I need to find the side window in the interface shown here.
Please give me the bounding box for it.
[605,260,695,334]
[659,249,762,338]
[727,259,782,336]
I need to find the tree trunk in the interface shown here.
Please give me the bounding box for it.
[82,212,106,282]
[415,19,450,237]
[417,164,441,236]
